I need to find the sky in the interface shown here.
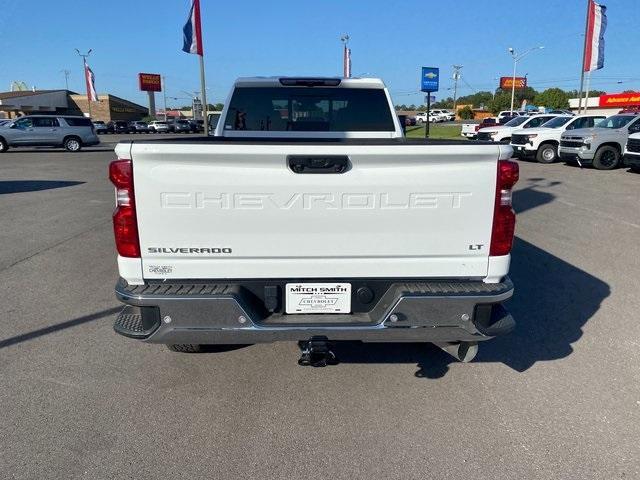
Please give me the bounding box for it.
[1,0,639,108]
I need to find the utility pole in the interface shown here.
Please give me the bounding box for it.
[74,48,93,117]
[452,65,463,110]
[60,69,70,90]
[162,76,168,121]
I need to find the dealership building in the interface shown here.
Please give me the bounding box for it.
[0,90,148,121]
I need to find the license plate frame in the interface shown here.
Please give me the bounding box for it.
[285,283,352,314]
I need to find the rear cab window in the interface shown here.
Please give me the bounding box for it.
[224,86,395,132]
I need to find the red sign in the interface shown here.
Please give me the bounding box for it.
[138,73,162,92]
[500,76,527,90]
[599,92,640,108]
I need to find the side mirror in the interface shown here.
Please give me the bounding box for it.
[9,123,17,129]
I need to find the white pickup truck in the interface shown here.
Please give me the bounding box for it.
[510,114,605,163]
[110,77,518,365]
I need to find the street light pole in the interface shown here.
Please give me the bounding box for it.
[75,48,93,117]
[508,46,543,113]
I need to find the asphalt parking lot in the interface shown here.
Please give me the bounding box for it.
[2,136,639,479]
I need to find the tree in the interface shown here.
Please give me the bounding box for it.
[458,105,474,120]
[534,88,570,109]
[487,87,538,114]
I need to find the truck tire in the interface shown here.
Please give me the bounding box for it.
[593,145,620,170]
[63,136,82,152]
[167,343,204,353]
[536,143,558,163]
[0,137,8,153]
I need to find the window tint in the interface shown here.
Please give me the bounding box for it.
[14,118,34,128]
[226,87,395,132]
[64,117,92,127]
[504,116,527,127]
[33,117,59,127]
[541,117,571,128]
[629,120,640,133]
[525,116,553,128]
[595,115,637,129]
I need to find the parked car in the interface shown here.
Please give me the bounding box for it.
[111,76,518,364]
[109,120,131,134]
[623,132,640,172]
[148,121,170,133]
[510,114,605,163]
[548,109,575,116]
[207,112,222,134]
[404,116,416,127]
[0,115,99,152]
[188,119,205,132]
[496,110,524,122]
[477,114,558,143]
[461,117,499,139]
[415,111,444,124]
[0,119,12,127]
[93,121,109,134]
[174,119,192,133]
[129,121,150,133]
[559,114,640,169]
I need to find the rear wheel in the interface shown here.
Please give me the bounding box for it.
[0,137,8,153]
[167,344,203,353]
[536,143,558,164]
[63,136,82,152]
[593,145,620,170]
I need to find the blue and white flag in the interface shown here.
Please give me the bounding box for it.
[182,0,203,56]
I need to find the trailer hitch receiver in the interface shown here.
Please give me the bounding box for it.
[298,337,338,367]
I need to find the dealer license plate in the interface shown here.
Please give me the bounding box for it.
[285,283,352,314]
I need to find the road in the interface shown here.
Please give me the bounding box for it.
[1,135,639,479]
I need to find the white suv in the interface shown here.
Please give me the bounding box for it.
[510,114,605,163]
[477,114,557,143]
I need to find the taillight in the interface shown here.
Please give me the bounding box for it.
[109,160,140,257]
[490,160,519,256]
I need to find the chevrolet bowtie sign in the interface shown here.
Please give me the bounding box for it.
[421,67,439,93]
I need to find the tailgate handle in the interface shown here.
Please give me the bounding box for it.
[288,155,350,174]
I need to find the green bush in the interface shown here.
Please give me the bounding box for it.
[458,106,474,120]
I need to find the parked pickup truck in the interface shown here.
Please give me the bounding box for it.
[510,114,605,163]
[559,114,640,170]
[623,132,640,172]
[461,117,498,139]
[476,114,557,143]
[110,77,518,365]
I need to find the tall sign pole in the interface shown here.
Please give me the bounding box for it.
[420,67,439,138]
[183,0,208,135]
[75,48,93,117]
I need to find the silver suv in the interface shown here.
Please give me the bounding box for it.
[0,115,100,152]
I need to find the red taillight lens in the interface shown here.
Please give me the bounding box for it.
[490,160,519,256]
[109,160,140,258]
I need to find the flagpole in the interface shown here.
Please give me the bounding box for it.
[578,0,591,112]
[199,54,208,135]
[583,71,592,114]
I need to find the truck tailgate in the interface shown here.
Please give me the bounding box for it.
[128,141,505,280]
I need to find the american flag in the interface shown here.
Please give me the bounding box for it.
[84,60,98,102]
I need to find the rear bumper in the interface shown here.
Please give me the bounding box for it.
[114,277,515,344]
